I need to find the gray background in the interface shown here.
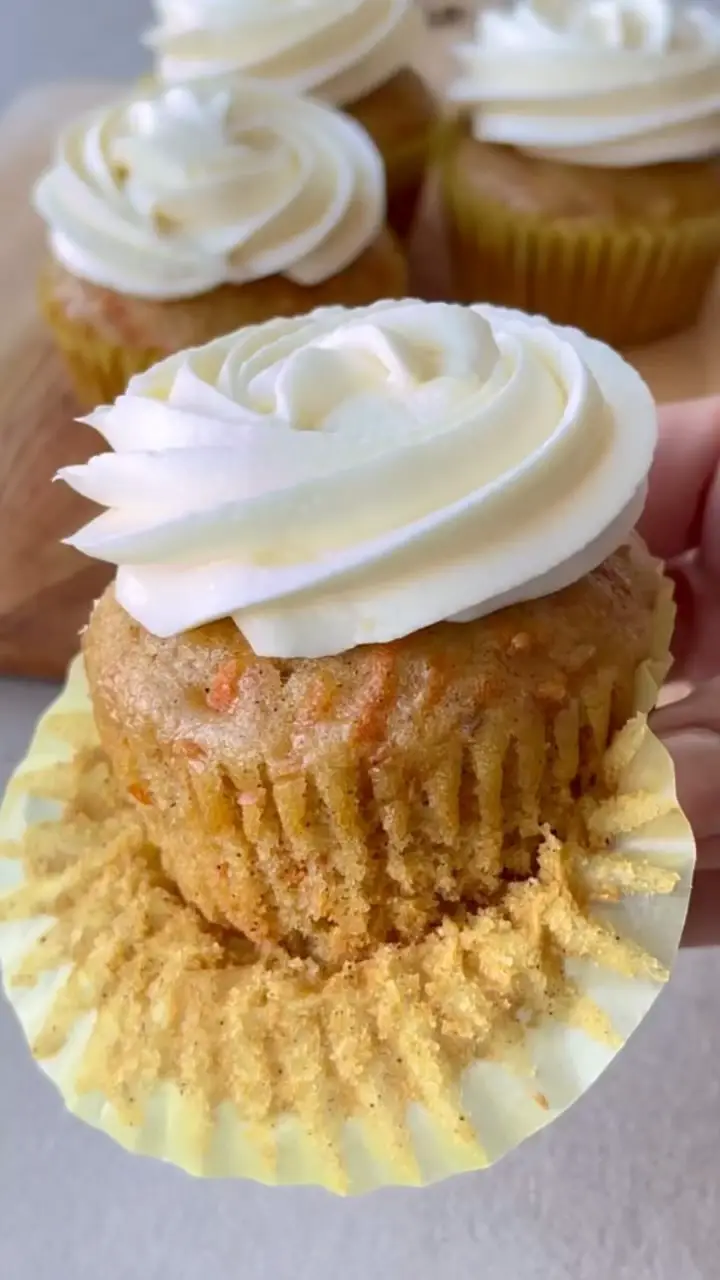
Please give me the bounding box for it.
[2,2,720,1279]
[0,0,149,109]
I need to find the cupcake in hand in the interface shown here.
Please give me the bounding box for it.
[33,79,406,407]
[443,0,720,347]
[145,0,439,239]
[59,299,667,965]
[0,300,694,1191]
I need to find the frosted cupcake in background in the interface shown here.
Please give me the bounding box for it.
[443,0,720,347]
[33,78,406,407]
[0,300,694,1191]
[145,0,439,238]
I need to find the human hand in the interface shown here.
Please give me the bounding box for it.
[638,396,720,945]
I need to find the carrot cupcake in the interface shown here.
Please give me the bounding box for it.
[33,79,406,407]
[443,0,720,347]
[145,0,439,239]
[0,301,694,1191]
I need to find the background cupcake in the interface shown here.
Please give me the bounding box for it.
[145,0,439,239]
[442,0,720,347]
[33,78,406,407]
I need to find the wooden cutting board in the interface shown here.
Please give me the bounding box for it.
[1,17,719,679]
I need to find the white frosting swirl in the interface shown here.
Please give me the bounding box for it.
[146,0,421,105]
[450,0,720,166]
[33,81,384,300]
[59,300,657,659]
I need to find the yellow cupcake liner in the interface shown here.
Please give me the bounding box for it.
[39,282,163,409]
[49,331,162,411]
[441,159,720,349]
[0,567,695,1194]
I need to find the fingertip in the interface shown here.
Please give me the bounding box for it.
[639,396,720,560]
[662,727,720,846]
[683,870,720,947]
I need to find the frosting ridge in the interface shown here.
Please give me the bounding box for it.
[450,0,720,166]
[59,300,657,658]
[147,0,421,106]
[34,81,384,299]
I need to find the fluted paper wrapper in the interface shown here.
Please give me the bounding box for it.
[441,160,720,349]
[0,581,695,1194]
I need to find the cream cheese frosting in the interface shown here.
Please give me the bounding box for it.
[146,0,422,106]
[450,0,720,166]
[33,81,384,300]
[58,300,657,659]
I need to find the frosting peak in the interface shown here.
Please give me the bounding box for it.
[451,0,720,166]
[146,0,421,106]
[33,81,384,300]
[58,300,657,658]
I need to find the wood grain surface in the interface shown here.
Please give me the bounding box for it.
[0,12,719,678]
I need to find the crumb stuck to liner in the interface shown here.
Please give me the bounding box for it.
[0,568,695,1194]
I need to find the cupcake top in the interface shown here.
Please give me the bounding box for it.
[450,0,720,166]
[146,0,423,105]
[59,300,657,658]
[33,80,384,300]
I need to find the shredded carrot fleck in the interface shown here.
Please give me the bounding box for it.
[128,782,151,806]
[207,659,240,713]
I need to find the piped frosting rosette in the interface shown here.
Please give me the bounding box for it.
[146,0,422,106]
[33,79,385,301]
[450,0,720,166]
[0,302,695,1193]
[61,300,654,653]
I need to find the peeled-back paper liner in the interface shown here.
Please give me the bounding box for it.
[439,144,720,351]
[0,576,695,1195]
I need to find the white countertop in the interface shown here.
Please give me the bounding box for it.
[2,677,720,1280]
